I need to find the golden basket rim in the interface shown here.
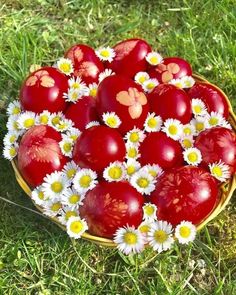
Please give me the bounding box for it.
[11,73,236,248]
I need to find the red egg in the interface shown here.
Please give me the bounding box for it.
[20,67,68,113]
[148,57,192,83]
[195,127,236,174]
[148,84,192,124]
[65,96,99,131]
[80,181,144,238]
[139,132,183,169]
[150,166,219,225]
[108,38,151,78]
[17,125,68,187]
[96,74,149,134]
[65,44,104,84]
[188,82,229,118]
[73,125,126,174]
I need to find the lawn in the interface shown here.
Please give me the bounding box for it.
[0,1,236,294]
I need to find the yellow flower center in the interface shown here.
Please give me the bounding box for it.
[182,139,192,149]
[183,127,192,135]
[100,50,110,57]
[154,230,168,243]
[13,107,20,115]
[72,91,78,100]
[148,118,157,128]
[127,147,137,158]
[193,105,202,114]
[108,167,122,179]
[90,88,97,97]
[9,147,17,157]
[146,82,155,90]
[70,135,78,141]
[137,177,149,188]
[185,81,191,87]
[168,125,178,135]
[9,135,16,144]
[149,169,157,177]
[129,132,139,143]
[127,165,136,176]
[144,205,155,216]
[79,175,92,188]
[179,226,191,238]
[72,82,80,89]
[195,122,204,132]
[67,168,76,179]
[123,232,137,245]
[212,166,223,177]
[150,56,158,64]
[139,224,150,234]
[187,152,198,163]
[65,211,77,221]
[60,63,71,73]
[69,194,80,204]
[13,121,19,130]
[138,76,147,84]
[63,142,72,153]
[70,220,84,234]
[40,115,49,124]
[58,123,68,130]
[51,202,61,212]
[106,117,117,128]
[209,117,219,126]
[38,191,45,200]
[51,181,63,193]
[52,116,60,125]
[23,118,35,128]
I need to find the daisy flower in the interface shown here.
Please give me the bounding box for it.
[124,159,141,178]
[148,220,174,253]
[37,110,51,125]
[190,117,207,135]
[175,221,197,244]
[142,78,159,93]
[58,206,79,225]
[125,143,140,160]
[162,118,183,140]
[6,100,21,116]
[63,88,83,103]
[66,216,88,239]
[68,76,87,92]
[134,72,150,85]
[95,47,116,62]
[180,136,194,149]
[85,121,100,129]
[50,112,65,125]
[61,187,85,209]
[146,52,163,66]
[31,185,48,206]
[191,98,208,117]
[3,131,19,146]
[87,83,98,97]
[3,143,18,160]
[42,199,63,217]
[62,161,79,182]
[125,128,145,145]
[144,113,163,132]
[138,221,153,240]
[98,69,114,83]
[114,225,145,255]
[102,112,121,128]
[182,124,195,137]
[168,78,184,89]
[59,137,74,158]
[183,147,202,166]
[142,203,158,221]
[141,164,163,178]
[17,111,37,130]
[130,170,156,195]
[6,115,20,132]
[73,168,98,193]
[182,76,195,88]
[220,118,232,130]
[64,127,81,142]
[205,111,224,128]
[54,118,74,132]
[209,160,231,182]
[103,161,126,182]
[57,57,74,76]
[42,171,69,200]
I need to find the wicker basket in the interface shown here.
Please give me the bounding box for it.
[11,74,236,247]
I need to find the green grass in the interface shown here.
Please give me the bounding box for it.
[0,1,236,294]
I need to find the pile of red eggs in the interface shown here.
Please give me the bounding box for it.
[3,38,236,251]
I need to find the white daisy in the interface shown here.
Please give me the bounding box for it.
[42,171,69,200]
[148,220,174,253]
[6,115,21,132]
[125,128,145,146]
[58,206,79,225]
[61,187,85,209]
[3,131,19,146]
[68,76,87,92]
[63,88,83,103]
[191,98,208,117]
[182,124,195,137]
[73,168,98,193]
[85,121,100,129]
[205,111,225,128]
[6,100,21,116]
[130,170,156,195]
[17,111,37,130]
[146,52,163,66]
[175,221,197,244]
[180,136,194,149]
[59,137,74,158]
[183,147,202,166]
[209,160,231,182]
[102,112,121,128]
[141,164,163,178]
[144,113,163,132]
[190,116,207,135]
[31,185,48,206]
[125,143,140,160]
[103,161,126,182]
[64,127,81,142]
[49,112,65,127]
[42,199,63,217]
[86,83,98,97]
[57,57,74,75]
[142,78,159,93]
[95,47,116,62]
[54,118,74,132]
[3,143,18,160]
[162,118,183,140]
[182,76,195,88]
[168,78,184,89]
[66,216,88,239]
[62,161,79,182]
[114,225,145,255]
[138,221,153,240]
[98,69,114,83]
[37,110,51,125]
[124,159,141,178]
[134,72,150,85]
[142,203,158,221]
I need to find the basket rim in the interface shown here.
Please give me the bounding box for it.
[11,73,236,247]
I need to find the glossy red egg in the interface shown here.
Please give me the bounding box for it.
[65,96,99,131]
[96,74,149,134]
[148,84,192,124]
[65,44,104,84]
[73,125,126,173]
[17,125,68,187]
[148,57,192,83]
[139,132,183,169]
[150,166,219,225]
[80,181,144,238]
[188,82,229,118]
[108,38,151,78]
[195,127,236,174]
[20,67,68,113]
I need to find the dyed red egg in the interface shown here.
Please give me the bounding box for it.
[17,125,68,187]
[150,166,219,225]
[188,82,229,118]
[20,67,68,113]
[97,74,149,134]
[195,127,236,174]
[139,132,183,169]
[148,57,192,83]
[65,96,99,131]
[80,181,144,238]
[65,44,104,84]
[108,38,151,78]
[148,84,192,124]
[73,125,126,174]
